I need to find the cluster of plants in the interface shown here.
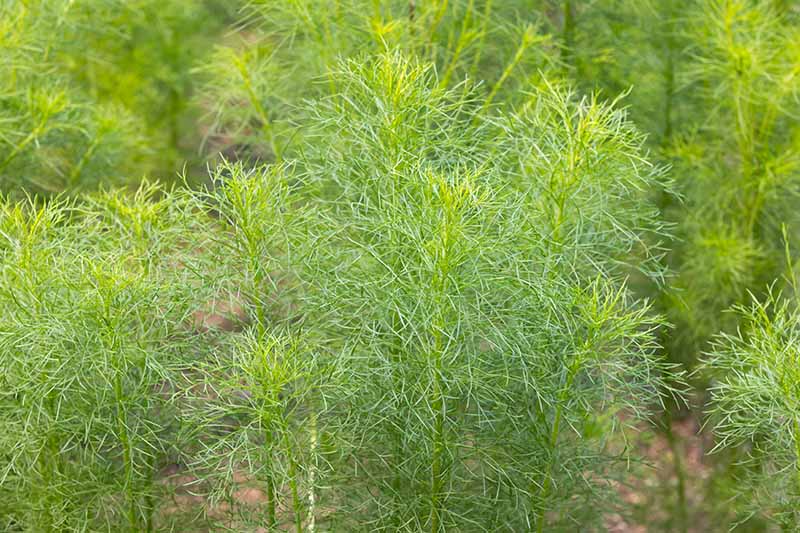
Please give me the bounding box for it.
[2,0,800,531]
[0,0,239,195]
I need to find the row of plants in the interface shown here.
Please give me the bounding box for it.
[2,0,800,530]
[1,52,673,531]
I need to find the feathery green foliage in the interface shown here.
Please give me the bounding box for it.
[196,0,558,162]
[291,53,670,531]
[0,1,145,194]
[661,0,800,370]
[0,0,241,195]
[88,53,676,531]
[0,185,204,531]
[703,288,800,529]
[4,0,800,530]
[181,161,314,530]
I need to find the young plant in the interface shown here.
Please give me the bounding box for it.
[295,52,673,531]
[703,289,800,529]
[189,331,316,531]
[0,184,202,531]
[182,162,316,530]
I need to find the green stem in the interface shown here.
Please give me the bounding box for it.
[0,92,62,174]
[428,287,448,530]
[0,125,44,174]
[307,413,318,532]
[535,360,579,532]
[439,0,475,88]
[286,431,303,533]
[535,412,561,533]
[235,57,281,162]
[114,371,138,532]
[429,195,454,532]
[468,0,493,79]
[426,0,450,54]
[142,453,156,533]
[69,136,102,188]
[264,425,278,530]
[793,418,800,500]
[168,86,181,157]
[388,311,407,526]
[431,365,447,533]
[478,27,535,116]
[260,372,278,530]
[40,394,61,532]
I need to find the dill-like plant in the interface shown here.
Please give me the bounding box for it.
[659,0,800,368]
[703,288,800,529]
[180,162,318,531]
[0,185,204,531]
[0,3,746,530]
[161,52,678,531]
[290,52,673,531]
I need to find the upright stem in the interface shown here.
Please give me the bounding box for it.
[31,260,58,532]
[307,413,318,532]
[391,355,407,527]
[535,411,562,532]
[439,0,475,88]
[793,418,800,504]
[142,454,156,533]
[385,309,407,526]
[429,329,446,533]
[114,371,138,532]
[286,430,303,533]
[69,136,102,188]
[429,190,454,532]
[468,0,493,79]
[168,86,181,157]
[263,424,278,530]
[40,394,62,532]
[426,0,450,53]
[235,57,281,162]
[0,123,46,173]
[252,268,279,530]
[535,360,579,532]
[478,27,534,116]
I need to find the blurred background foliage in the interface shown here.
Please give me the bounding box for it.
[0,0,238,194]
